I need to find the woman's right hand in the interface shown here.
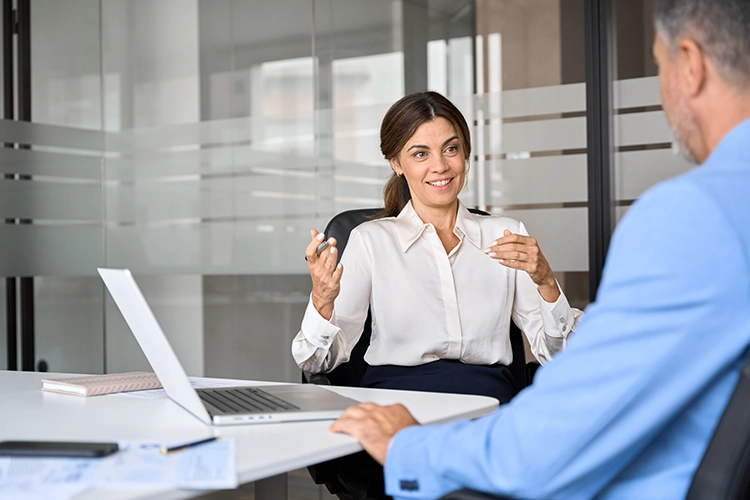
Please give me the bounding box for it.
[306,229,343,320]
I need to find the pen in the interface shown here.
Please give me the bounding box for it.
[304,240,329,261]
[160,436,217,455]
[315,240,329,255]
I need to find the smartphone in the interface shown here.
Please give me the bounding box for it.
[0,440,119,458]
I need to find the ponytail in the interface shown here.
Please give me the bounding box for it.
[380,173,411,218]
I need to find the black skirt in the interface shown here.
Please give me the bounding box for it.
[329,360,518,500]
[360,358,517,405]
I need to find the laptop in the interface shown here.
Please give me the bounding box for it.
[98,268,359,426]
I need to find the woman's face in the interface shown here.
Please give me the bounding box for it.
[389,117,466,213]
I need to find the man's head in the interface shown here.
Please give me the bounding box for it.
[653,0,750,164]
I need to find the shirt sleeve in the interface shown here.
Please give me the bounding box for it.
[511,221,583,364]
[384,180,748,499]
[291,229,373,373]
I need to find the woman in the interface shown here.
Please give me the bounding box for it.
[293,91,582,405]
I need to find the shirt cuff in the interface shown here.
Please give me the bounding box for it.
[300,294,340,349]
[538,281,574,339]
[384,426,455,499]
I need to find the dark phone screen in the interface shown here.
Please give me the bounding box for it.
[0,440,119,458]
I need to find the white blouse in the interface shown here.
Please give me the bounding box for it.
[292,201,583,374]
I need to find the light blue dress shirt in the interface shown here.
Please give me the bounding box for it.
[384,118,750,500]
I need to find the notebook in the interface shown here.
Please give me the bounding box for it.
[42,371,162,396]
[98,268,359,426]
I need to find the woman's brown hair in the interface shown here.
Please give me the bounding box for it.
[378,91,472,218]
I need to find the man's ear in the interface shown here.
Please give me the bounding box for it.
[389,157,402,176]
[677,38,707,97]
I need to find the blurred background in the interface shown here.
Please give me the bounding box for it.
[1,0,690,383]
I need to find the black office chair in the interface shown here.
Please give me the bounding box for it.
[685,351,750,500]
[302,207,540,498]
[438,352,750,500]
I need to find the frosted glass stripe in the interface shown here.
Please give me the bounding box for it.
[333,103,393,135]
[615,149,694,200]
[492,83,586,119]
[332,182,384,204]
[500,207,588,272]
[449,94,476,123]
[332,161,390,179]
[334,133,385,164]
[615,76,661,109]
[333,196,383,210]
[0,120,102,150]
[104,219,326,275]
[105,175,319,222]
[488,154,588,205]
[0,179,102,220]
[104,117,251,153]
[500,116,587,153]
[0,148,101,179]
[615,111,673,147]
[0,225,102,277]
[105,146,319,181]
[104,115,314,153]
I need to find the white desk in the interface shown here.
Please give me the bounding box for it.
[0,371,498,500]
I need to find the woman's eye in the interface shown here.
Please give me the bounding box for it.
[413,151,426,158]
[445,145,458,154]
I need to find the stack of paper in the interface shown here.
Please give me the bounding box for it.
[0,438,237,500]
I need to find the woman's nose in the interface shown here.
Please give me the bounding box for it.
[429,157,450,172]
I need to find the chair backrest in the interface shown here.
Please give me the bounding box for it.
[314,207,528,392]
[686,352,750,500]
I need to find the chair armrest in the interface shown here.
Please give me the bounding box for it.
[302,371,332,385]
[439,489,512,499]
[525,362,540,385]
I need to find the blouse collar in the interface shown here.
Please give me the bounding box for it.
[394,200,482,252]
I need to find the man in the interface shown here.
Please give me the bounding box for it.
[329,0,750,498]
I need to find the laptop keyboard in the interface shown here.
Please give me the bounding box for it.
[198,387,300,414]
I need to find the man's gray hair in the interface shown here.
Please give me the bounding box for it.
[654,0,750,90]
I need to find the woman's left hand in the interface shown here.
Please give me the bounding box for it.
[484,230,560,302]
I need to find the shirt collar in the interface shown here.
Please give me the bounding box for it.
[394,200,483,252]
[705,116,750,167]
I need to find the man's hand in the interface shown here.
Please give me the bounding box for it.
[329,403,419,465]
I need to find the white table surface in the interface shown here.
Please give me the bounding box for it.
[0,370,499,499]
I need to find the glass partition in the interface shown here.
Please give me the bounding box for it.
[1,0,104,373]
[2,0,639,379]
[612,0,693,223]
[475,0,590,310]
